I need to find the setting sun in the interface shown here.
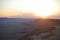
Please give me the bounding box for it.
[1,0,59,18]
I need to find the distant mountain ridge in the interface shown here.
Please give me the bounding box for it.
[0,15,60,19]
[0,15,40,19]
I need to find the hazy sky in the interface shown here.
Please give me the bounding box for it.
[0,0,60,18]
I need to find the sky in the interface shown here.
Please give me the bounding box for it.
[0,0,60,18]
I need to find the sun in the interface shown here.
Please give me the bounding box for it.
[31,0,58,18]
[19,0,57,18]
[6,0,58,18]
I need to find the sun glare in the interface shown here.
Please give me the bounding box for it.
[17,0,58,18]
[3,0,58,18]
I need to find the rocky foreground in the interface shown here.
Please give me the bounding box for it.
[19,19,60,40]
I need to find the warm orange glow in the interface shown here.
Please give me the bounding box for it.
[34,12,55,18]
[1,0,59,17]
[15,0,58,18]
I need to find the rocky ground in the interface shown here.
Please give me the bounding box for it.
[20,26,60,40]
[30,26,60,40]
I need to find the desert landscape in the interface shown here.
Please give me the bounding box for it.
[0,18,60,40]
